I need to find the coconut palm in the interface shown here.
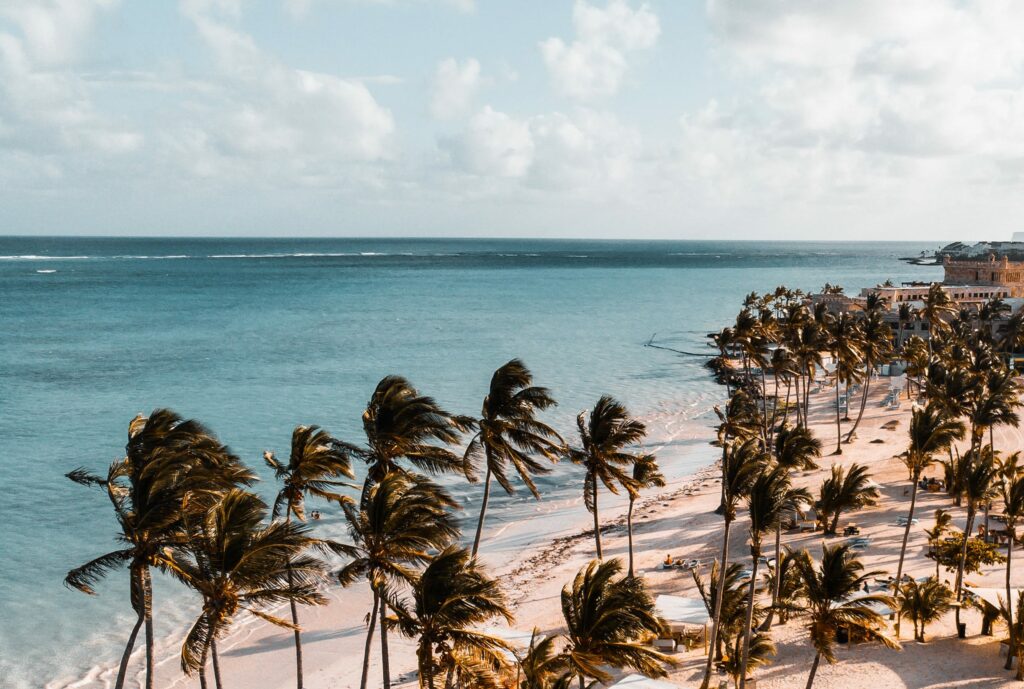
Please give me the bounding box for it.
[1001,468,1024,669]
[568,396,646,559]
[845,310,893,442]
[626,454,665,577]
[264,425,358,689]
[64,410,254,689]
[519,631,570,689]
[897,577,953,642]
[762,547,806,628]
[700,438,764,689]
[713,391,760,515]
[770,346,800,431]
[954,449,999,631]
[814,463,879,535]
[893,405,964,633]
[560,558,671,687]
[394,545,514,689]
[897,303,916,349]
[920,283,957,348]
[902,335,930,399]
[793,544,898,689]
[338,472,460,689]
[693,561,752,663]
[723,631,775,689]
[463,359,563,556]
[1007,592,1024,680]
[360,375,470,487]
[925,509,954,579]
[172,489,328,689]
[739,466,803,688]
[826,312,864,454]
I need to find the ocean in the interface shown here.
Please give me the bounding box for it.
[0,237,941,688]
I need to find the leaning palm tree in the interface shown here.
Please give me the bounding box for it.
[893,405,964,634]
[723,630,775,689]
[826,312,863,454]
[360,375,470,487]
[64,410,254,689]
[568,396,646,559]
[1002,468,1024,669]
[338,472,460,689]
[173,489,328,689]
[814,463,879,535]
[954,449,999,631]
[519,631,571,689]
[463,359,563,556]
[845,310,893,442]
[738,465,798,689]
[693,561,754,663]
[560,558,671,687]
[761,547,806,627]
[897,577,953,642]
[794,544,899,689]
[774,424,823,473]
[264,425,358,689]
[700,438,764,689]
[627,454,666,577]
[394,545,514,689]
[920,283,957,350]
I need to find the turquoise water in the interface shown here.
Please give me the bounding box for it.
[0,238,941,688]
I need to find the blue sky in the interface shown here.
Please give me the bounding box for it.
[3,0,1024,239]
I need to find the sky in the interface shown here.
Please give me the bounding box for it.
[2,0,1024,240]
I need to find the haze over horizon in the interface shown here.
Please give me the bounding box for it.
[3,1,1024,240]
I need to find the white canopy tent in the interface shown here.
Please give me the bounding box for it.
[965,587,1024,611]
[655,594,710,628]
[608,674,683,688]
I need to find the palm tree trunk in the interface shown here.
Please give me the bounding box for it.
[700,517,733,689]
[283,507,304,689]
[199,637,210,689]
[804,652,821,689]
[845,368,871,443]
[592,475,603,559]
[471,463,493,557]
[115,569,145,689]
[379,592,391,688]
[738,548,761,689]
[1006,524,1016,671]
[211,636,223,689]
[955,506,977,631]
[783,379,793,428]
[143,566,154,689]
[360,592,379,689]
[893,478,919,637]
[833,381,843,455]
[759,367,770,443]
[627,496,636,577]
[760,525,782,631]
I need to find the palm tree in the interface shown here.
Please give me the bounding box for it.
[920,283,957,349]
[794,544,898,689]
[1007,592,1024,680]
[700,438,763,689]
[723,631,775,689]
[954,449,999,631]
[845,310,893,442]
[902,335,930,399]
[826,312,863,454]
[897,577,953,642]
[924,509,953,580]
[897,303,916,349]
[762,547,806,627]
[560,558,671,688]
[394,545,514,689]
[360,375,470,487]
[712,390,760,515]
[893,405,964,633]
[693,561,751,663]
[338,472,460,689]
[264,425,357,689]
[173,489,328,689]
[64,410,254,689]
[814,463,879,535]
[519,631,570,689]
[739,466,802,689]
[1001,470,1024,669]
[627,454,665,577]
[568,396,646,559]
[463,359,562,556]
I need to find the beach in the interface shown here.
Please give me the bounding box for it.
[108,376,1024,689]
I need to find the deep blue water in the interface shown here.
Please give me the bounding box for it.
[0,238,942,688]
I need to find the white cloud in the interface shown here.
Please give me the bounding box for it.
[430,57,481,120]
[177,1,395,183]
[441,106,534,178]
[540,0,659,100]
[284,0,474,19]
